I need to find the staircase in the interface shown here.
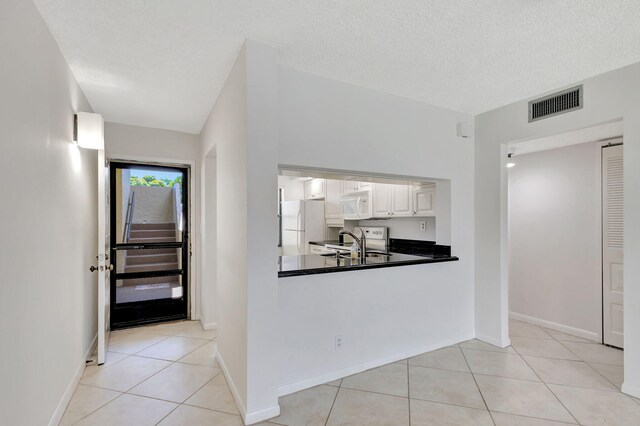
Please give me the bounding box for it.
[124,222,179,282]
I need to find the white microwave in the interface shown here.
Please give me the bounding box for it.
[341,190,372,220]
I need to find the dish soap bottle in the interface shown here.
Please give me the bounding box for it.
[350,241,359,260]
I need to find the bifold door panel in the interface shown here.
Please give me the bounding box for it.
[602,143,623,348]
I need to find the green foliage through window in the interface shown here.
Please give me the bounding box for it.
[130,175,182,190]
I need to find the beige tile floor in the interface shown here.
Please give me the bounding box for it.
[61,319,639,425]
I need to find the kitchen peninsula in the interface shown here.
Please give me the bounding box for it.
[279,237,458,277]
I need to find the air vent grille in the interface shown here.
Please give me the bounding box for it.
[528,85,583,122]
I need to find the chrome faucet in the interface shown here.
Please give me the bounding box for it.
[339,226,367,261]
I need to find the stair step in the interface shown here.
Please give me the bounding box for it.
[124,262,179,273]
[126,253,178,265]
[128,237,177,243]
[130,229,176,238]
[125,248,178,256]
[119,275,180,286]
[131,223,175,230]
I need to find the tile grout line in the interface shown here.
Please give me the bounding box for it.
[69,392,126,425]
[552,337,630,393]
[122,327,219,399]
[153,402,180,426]
[323,384,341,426]
[458,345,496,426]
[583,360,624,389]
[511,332,582,425]
[127,366,223,403]
[80,353,132,379]
[69,321,220,424]
[406,358,411,426]
[489,409,578,425]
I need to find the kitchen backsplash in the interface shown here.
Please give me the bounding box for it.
[356,217,436,241]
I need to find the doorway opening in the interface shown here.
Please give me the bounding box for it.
[109,162,190,329]
[505,122,624,349]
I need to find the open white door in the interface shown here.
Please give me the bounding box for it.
[602,143,623,348]
[97,150,111,364]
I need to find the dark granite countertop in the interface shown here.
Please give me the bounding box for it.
[309,240,345,246]
[278,251,458,278]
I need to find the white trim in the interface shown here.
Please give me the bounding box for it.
[106,153,199,321]
[215,349,281,425]
[245,405,281,425]
[199,318,217,331]
[215,350,248,423]
[621,382,640,399]
[510,311,600,342]
[278,333,474,397]
[476,333,511,348]
[48,334,98,426]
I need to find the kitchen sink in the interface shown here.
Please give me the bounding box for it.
[320,252,391,259]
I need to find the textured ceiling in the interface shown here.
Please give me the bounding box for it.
[33,1,640,133]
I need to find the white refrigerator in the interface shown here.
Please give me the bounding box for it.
[281,200,326,256]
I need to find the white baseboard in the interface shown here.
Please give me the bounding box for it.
[48,333,98,426]
[621,382,640,399]
[476,332,510,348]
[510,311,600,342]
[245,404,281,425]
[216,350,248,423]
[215,349,280,425]
[199,318,217,331]
[278,333,474,397]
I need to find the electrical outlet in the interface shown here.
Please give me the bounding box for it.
[420,221,426,231]
[335,335,344,351]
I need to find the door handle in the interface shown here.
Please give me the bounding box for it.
[89,265,111,272]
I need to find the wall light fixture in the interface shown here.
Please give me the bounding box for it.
[74,112,104,150]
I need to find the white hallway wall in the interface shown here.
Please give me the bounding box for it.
[104,122,204,321]
[277,66,476,392]
[199,42,282,423]
[0,0,98,424]
[508,142,603,340]
[475,62,640,396]
[199,44,250,417]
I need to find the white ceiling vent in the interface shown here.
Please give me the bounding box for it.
[528,85,583,123]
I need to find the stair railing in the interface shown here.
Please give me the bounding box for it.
[122,191,136,243]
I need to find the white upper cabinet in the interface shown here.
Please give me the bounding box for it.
[390,184,413,217]
[372,183,391,217]
[413,185,436,216]
[325,179,343,219]
[357,182,372,191]
[304,178,325,200]
[341,181,359,193]
[342,181,372,193]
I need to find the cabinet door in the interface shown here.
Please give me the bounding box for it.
[325,179,343,219]
[372,183,391,218]
[391,184,413,217]
[306,179,325,199]
[341,181,359,194]
[358,182,372,191]
[313,179,325,199]
[304,179,313,200]
[413,186,436,216]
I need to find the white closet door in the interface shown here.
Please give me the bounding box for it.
[602,143,624,348]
